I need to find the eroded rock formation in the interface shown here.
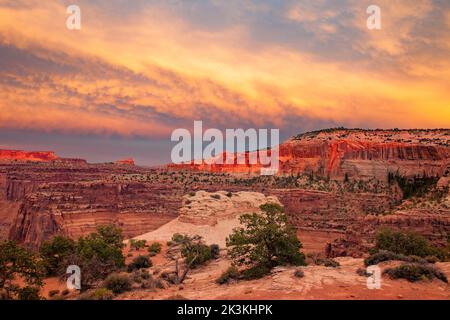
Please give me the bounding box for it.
[170,129,450,180]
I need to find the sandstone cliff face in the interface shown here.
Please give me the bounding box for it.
[327,209,450,258]
[8,180,182,249]
[170,129,450,180]
[179,191,280,226]
[135,191,280,246]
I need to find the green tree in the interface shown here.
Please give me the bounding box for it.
[58,225,126,290]
[372,228,448,260]
[226,203,306,278]
[166,234,213,284]
[76,225,125,268]
[129,239,146,251]
[40,236,76,276]
[0,241,45,300]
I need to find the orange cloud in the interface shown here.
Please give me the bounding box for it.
[0,0,449,140]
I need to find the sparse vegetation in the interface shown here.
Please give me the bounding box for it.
[127,255,152,272]
[371,228,448,261]
[294,269,305,278]
[129,239,146,251]
[315,258,340,268]
[226,203,306,280]
[364,250,427,266]
[356,268,371,277]
[165,234,215,284]
[0,240,45,300]
[384,263,448,283]
[210,244,220,259]
[148,242,162,256]
[388,172,439,199]
[78,287,114,300]
[216,266,240,285]
[40,236,76,276]
[55,224,126,290]
[103,273,132,294]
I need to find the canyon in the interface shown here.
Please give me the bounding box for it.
[0,128,449,256]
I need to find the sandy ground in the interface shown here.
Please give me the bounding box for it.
[120,255,450,300]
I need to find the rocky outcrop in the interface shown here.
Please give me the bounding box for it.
[170,129,450,180]
[179,191,280,226]
[135,191,280,246]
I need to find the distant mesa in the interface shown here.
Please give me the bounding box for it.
[0,148,87,165]
[0,149,59,162]
[115,158,135,166]
[168,128,450,181]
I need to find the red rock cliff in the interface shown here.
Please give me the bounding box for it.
[0,149,59,162]
[169,129,450,180]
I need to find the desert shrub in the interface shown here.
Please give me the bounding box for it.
[365,250,412,266]
[40,236,76,276]
[384,263,448,283]
[148,242,162,255]
[189,192,196,197]
[91,288,114,300]
[0,240,45,300]
[103,273,132,294]
[127,255,152,272]
[131,269,151,283]
[372,228,447,260]
[48,289,60,297]
[159,271,179,285]
[226,203,306,279]
[130,239,146,251]
[241,265,271,280]
[78,288,114,300]
[316,258,340,268]
[210,244,220,259]
[211,194,221,200]
[171,233,187,244]
[182,242,212,269]
[294,269,305,278]
[356,268,371,277]
[140,275,165,290]
[216,266,240,285]
[226,192,233,198]
[425,256,439,263]
[18,287,41,300]
[61,289,70,296]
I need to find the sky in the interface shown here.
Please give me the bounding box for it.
[0,0,449,165]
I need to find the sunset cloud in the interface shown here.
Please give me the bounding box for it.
[0,0,449,163]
